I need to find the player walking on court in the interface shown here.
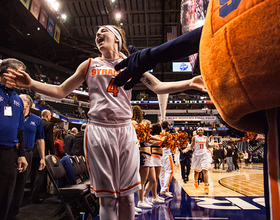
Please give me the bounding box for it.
[184,127,216,194]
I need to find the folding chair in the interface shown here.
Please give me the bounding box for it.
[79,155,89,179]
[69,156,83,184]
[76,156,99,212]
[45,155,98,219]
[73,155,89,183]
[74,156,99,217]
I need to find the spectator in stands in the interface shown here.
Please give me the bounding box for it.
[8,94,45,219]
[53,129,65,159]
[71,124,87,156]
[218,145,226,170]
[75,109,79,118]
[0,58,28,220]
[63,127,78,155]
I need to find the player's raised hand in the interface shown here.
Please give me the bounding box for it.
[114,46,157,90]
[189,75,207,92]
[114,26,203,90]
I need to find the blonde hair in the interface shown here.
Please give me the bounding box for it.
[142,119,151,127]
[132,105,143,123]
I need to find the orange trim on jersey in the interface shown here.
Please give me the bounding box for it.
[266,108,280,220]
[85,129,95,191]
[84,73,91,119]
[96,189,119,194]
[151,155,161,160]
[84,58,92,78]
[166,155,174,192]
[90,182,141,195]
[90,186,118,194]
[97,57,104,61]
[90,186,96,193]
[120,182,141,192]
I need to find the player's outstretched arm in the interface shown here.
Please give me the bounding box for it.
[114,26,202,90]
[206,137,216,148]
[183,137,195,153]
[7,60,88,99]
[140,72,207,94]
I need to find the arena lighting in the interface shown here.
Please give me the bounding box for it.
[115,13,121,19]
[45,0,59,12]
[61,14,67,20]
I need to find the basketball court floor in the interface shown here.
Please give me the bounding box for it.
[94,163,266,220]
[16,162,266,219]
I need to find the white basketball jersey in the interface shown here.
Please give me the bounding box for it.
[85,57,132,122]
[193,135,207,156]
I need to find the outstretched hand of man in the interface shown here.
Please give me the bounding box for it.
[115,26,203,90]
[114,45,157,90]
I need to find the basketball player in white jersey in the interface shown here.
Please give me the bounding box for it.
[8,25,206,219]
[184,127,216,194]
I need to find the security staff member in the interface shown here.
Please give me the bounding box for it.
[179,145,193,183]
[0,58,28,220]
[8,94,45,219]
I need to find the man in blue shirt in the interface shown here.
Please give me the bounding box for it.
[0,58,28,220]
[8,94,45,219]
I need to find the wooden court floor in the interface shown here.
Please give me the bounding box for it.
[173,163,264,197]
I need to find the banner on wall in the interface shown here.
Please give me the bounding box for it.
[181,0,210,69]
[30,0,41,20]
[39,7,48,29]
[20,0,31,10]
[54,24,61,44]
[47,16,55,37]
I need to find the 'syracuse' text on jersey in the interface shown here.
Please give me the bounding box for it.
[193,135,207,156]
[84,57,132,122]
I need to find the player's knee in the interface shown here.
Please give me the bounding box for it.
[119,194,134,206]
